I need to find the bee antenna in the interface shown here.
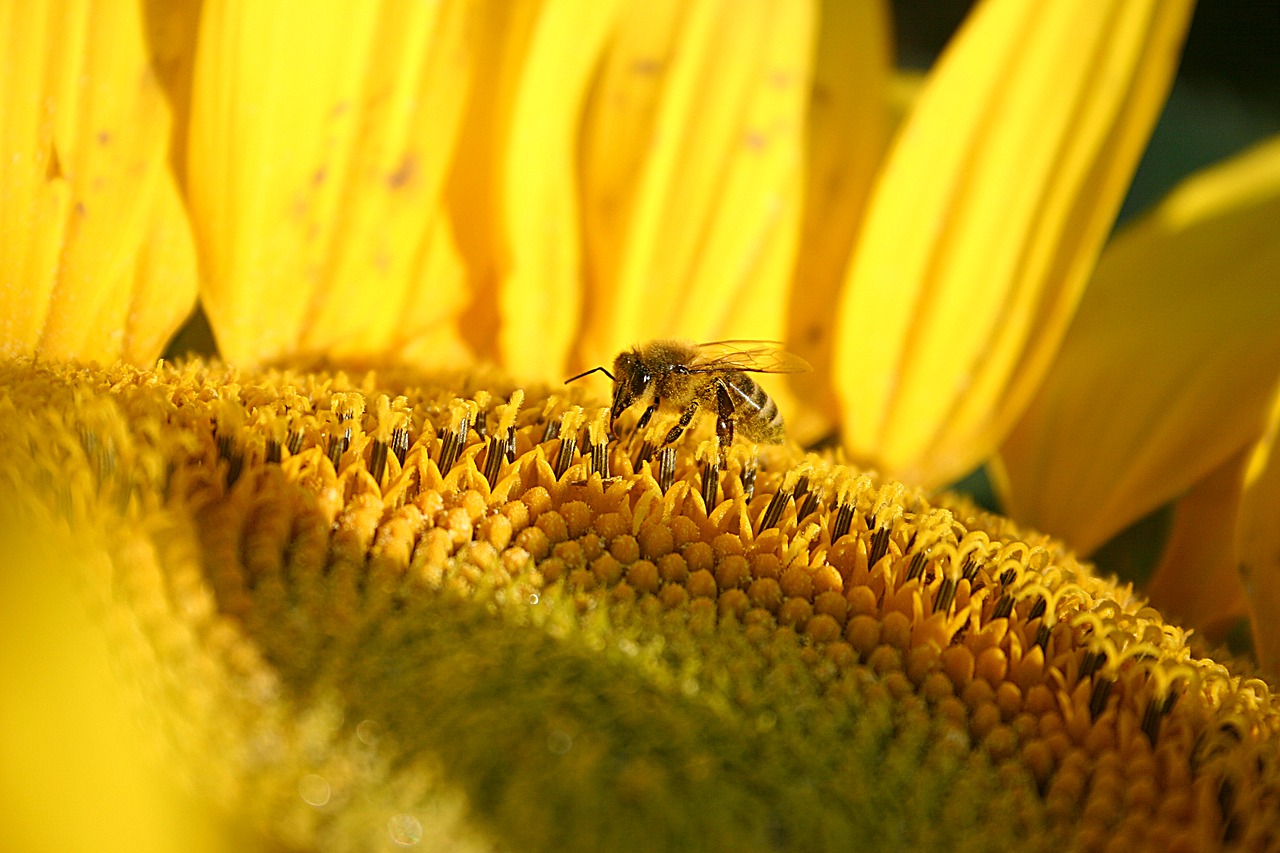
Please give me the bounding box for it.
[564,366,616,385]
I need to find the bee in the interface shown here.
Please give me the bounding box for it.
[565,340,810,451]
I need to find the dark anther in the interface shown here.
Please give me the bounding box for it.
[1088,676,1114,720]
[1140,698,1161,745]
[793,475,810,500]
[1028,596,1047,621]
[541,417,561,443]
[700,459,720,509]
[796,491,820,523]
[992,593,1015,620]
[759,487,792,531]
[905,550,928,583]
[217,431,235,462]
[265,438,282,464]
[831,502,855,542]
[867,526,892,567]
[656,446,677,494]
[369,438,389,485]
[1034,623,1051,652]
[505,426,517,463]
[934,577,958,614]
[474,410,488,439]
[554,435,577,479]
[634,440,656,466]
[961,556,980,583]
[483,436,505,486]
[999,567,1017,587]
[438,415,470,473]
[327,429,349,469]
[391,426,410,464]
[287,429,305,456]
[590,435,610,478]
[1141,691,1179,745]
[1218,779,1241,843]
[225,450,244,488]
[741,463,757,501]
[1079,650,1107,679]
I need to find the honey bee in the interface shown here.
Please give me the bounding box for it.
[566,340,810,450]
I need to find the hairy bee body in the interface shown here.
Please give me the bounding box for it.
[573,339,809,450]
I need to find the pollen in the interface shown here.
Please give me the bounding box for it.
[4,357,1279,852]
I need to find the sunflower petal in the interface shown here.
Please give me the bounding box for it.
[1238,381,1280,677]
[186,0,477,366]
[998,136,1280,553]
[784,0,894,444]
[1145,450,1249,642]
[0,1,197,364]
[574,0,815,371]
[833,0,1192,488]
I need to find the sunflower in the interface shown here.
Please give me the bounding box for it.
[3,1,1280,851]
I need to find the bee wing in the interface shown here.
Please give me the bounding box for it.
[688,340,812,374]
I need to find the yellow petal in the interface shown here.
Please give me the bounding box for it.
[0,1,197,364]
[998,135,1280,553]
[445,0,622,378]
[1144,449,1249,642]
[186,1,477,367]
[574,0,815,371]
[784,0,894,445]
[1238,380,1280,677]
[833,0,1192,488]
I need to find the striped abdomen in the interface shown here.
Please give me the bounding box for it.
[724,371,785,443]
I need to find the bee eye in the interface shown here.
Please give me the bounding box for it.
[633,370,650,393]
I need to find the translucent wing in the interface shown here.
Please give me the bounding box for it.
[687,340,812,374]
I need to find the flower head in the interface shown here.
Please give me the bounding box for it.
[3,0,1280,850]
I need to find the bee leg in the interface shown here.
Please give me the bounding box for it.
[662,400,699,446]
[714,380,735,463]
[635,401,660,433]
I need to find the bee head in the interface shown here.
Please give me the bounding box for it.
[610,350,651,431]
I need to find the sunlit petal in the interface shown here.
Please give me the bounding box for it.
[785,0,894,444]
[575,0,815,371]
[186,0,477,367]
[998,136,1280,554]
[445,0,623,379]
[834,0,1192,488]
[0,1,197,364]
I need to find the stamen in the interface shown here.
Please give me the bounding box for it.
[1080,650,1107,680]
[700,457,720,509]
[934,576,957,614]
[831,501,855,542]
[867,526,892,567]
[634,440,656,466]
[758,485,792,531]
[1088,676,1114,720]
[438,406,472,473]
[905,550,928,583]
[369,439,389,485]
[796,490,819,523]
[1033,623,1051,651]
[656,446,677,494]
[554,433,577,480]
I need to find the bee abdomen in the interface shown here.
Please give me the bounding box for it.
[727,373,786,443]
